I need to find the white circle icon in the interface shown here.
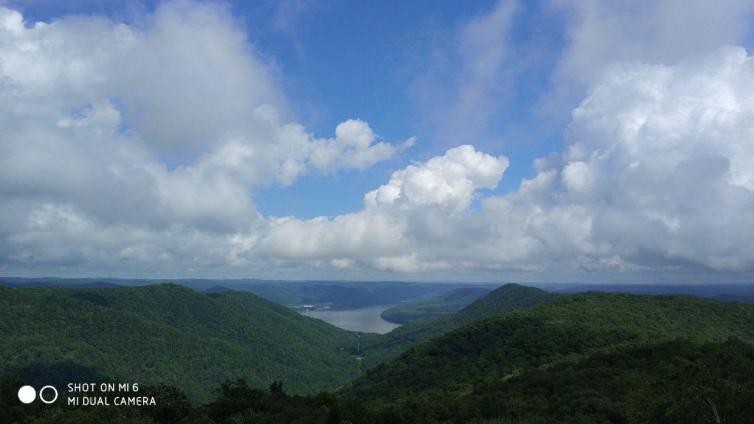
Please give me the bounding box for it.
[17,385,36,404]
[39,385,58,404]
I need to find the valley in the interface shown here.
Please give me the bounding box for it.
[2,280,753,423]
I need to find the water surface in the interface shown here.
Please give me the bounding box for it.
[301,304,401,334]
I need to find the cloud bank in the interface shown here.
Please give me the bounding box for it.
[0,3,408,275]
[253,48,754,280]
[1,2,752,282]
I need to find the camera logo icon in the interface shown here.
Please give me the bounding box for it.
[18,385,58,404]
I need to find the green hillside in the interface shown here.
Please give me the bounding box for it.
[463,338,754,423]
[0,284,361,401]
[360,283,560,367]
[6,287,754,423]
[380,287,492,324]
[351,292,754,399]
[338,337,754,424]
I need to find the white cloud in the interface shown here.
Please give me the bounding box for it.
[364,145,508,212]
[255,146,509,271]
[545,0,754,120]
[1,2,752,283]
[482,47,754,275]
[0,2,406,275]
[561,161,591,193]
[309,119,414,173]
[248,47,754,281]
[557,0,754,81]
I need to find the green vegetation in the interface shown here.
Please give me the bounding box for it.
[3,284,754,423]
[360,283,560,367]
[2,278,486,310]
[4,337,753,423]
[0,284,361,402]
[464,338,754,423]
[349,292,754,402]
[222,281,488,310]
[380,287,492,324]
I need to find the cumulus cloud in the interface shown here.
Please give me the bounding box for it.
[1,2,752,283]
[482,48,754,276]
[546,0,754,120]
[309,119,414,173]
[257,146,509,272]
[364,145,508,212]
[252,48,754,281]
[0,3,406,274]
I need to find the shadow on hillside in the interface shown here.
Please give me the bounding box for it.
[7,360,108,388]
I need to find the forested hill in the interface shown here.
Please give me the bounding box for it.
[380,287,492,324]
[5,286,754,423]
[0,284,361,401]
[344,292,754,422]
[360,284,560,367]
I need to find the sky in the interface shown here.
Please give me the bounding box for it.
[1,0,753,283]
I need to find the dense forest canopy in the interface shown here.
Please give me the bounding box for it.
[0,284,362,401]
[3,283,754,423]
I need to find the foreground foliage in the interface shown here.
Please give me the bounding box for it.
[3,338,753,423]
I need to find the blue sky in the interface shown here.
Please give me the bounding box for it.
[233,0,560,218]
[244,0,568,218]
[1,0,754,282]
[240,0,560,214]
[12,0,560,218]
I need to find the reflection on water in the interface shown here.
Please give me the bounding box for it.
[301,305,401,334]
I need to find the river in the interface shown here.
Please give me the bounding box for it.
[300,304,401,334]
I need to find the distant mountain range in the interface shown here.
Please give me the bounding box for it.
[0,280,120,289]
[380,287,493,324]
[3,277,752,306]
[547,282,754,304]
[0,277,500,310]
